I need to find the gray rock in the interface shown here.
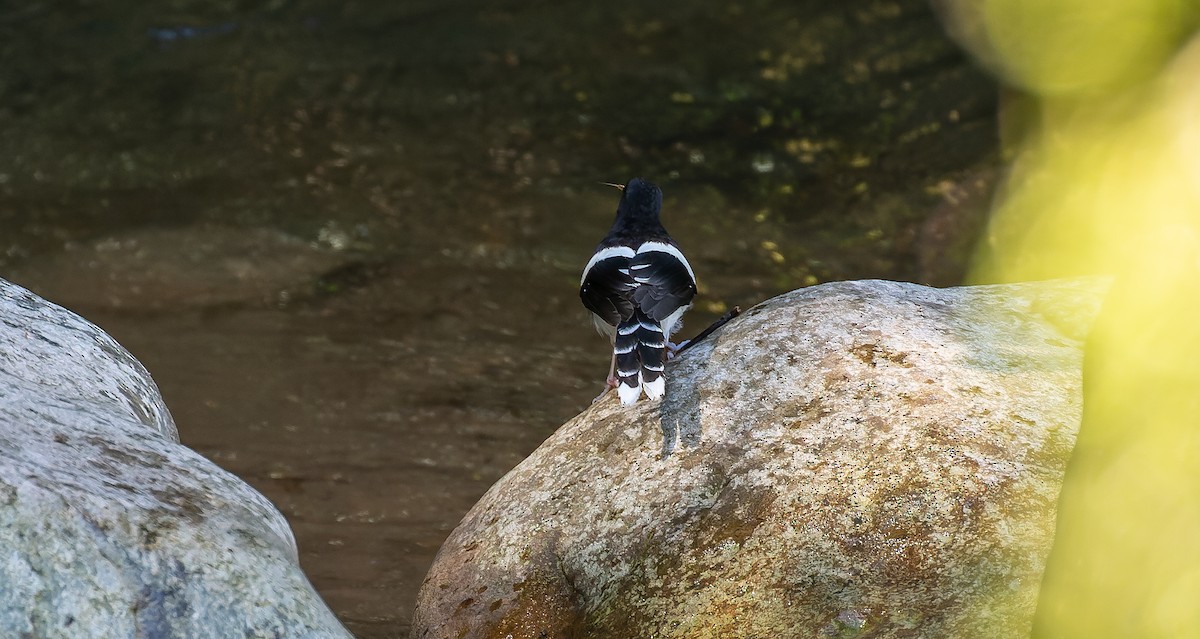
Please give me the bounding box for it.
[0,278,351,639]
[411,278,1108,639]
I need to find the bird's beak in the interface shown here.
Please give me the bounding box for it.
[600,182,626,191]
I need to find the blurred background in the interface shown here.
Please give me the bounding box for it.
[0,0,1002,636]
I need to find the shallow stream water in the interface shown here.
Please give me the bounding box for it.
[1,1,996,635]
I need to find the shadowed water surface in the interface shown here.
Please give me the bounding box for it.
[1,0,996,635]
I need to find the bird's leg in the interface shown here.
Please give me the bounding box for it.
[604,351,619,388]
[592,352,619,403]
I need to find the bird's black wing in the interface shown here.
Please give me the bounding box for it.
[629,247,697,321]
[580,253,636,326]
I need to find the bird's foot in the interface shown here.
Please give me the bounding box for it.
[666,340,690,360]
[592,376,619,404]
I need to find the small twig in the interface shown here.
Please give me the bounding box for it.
[676,306,741,355]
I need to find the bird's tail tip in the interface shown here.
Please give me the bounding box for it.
[617,381,641,405]
[643,376,665,401]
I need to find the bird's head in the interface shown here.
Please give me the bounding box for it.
[614,178,662,221]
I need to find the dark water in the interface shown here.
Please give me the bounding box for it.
[1,1,996,635]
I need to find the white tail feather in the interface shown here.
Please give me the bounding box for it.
[643,376,665,400]
[617,382,641,405]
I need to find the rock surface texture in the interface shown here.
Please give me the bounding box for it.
[0,278,351,638]
[412,278,1107,639]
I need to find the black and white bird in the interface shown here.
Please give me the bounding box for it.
[580,178,697,405]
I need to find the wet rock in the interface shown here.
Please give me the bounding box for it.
[412,278,1107,639]
[0,278,351,638]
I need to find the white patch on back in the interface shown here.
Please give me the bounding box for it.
[581,245,636,285]
[635,241,696,283]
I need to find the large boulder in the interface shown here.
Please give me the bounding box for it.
[0,278,351,638]
[412,278,1106,639]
